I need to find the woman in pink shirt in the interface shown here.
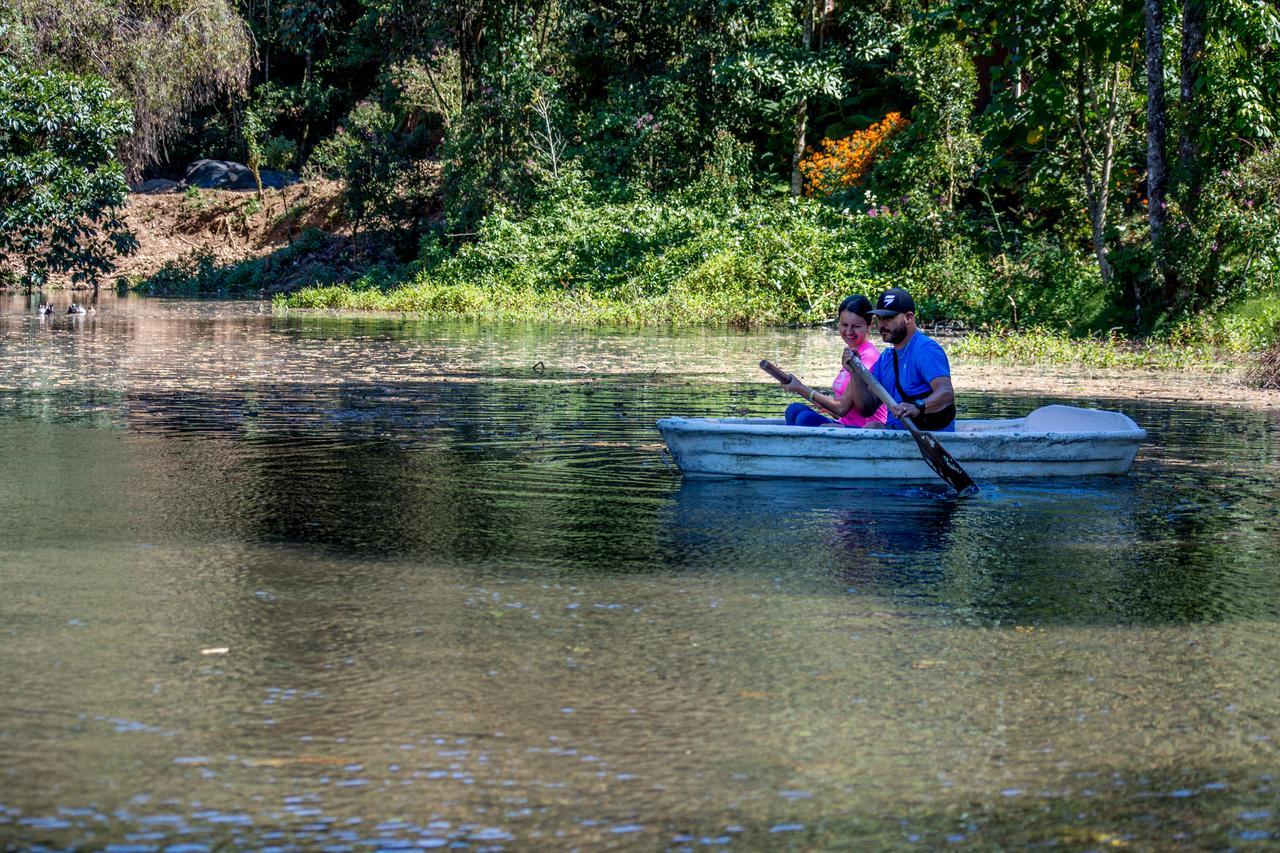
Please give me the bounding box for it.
[782,294,889,428]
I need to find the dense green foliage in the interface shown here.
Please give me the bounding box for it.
[278,185,1097,328]
[257,0,1280,341]
[1,0,252,176]
[0,63,136,288]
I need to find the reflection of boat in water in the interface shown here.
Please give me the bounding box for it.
[665,476,1156,624]
[658,405,1145,480]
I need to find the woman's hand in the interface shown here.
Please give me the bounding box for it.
[783,376,808,397]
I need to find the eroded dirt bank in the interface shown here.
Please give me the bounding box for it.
[112,180,346,281]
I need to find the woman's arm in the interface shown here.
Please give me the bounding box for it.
[784,362,857,417]
[783,375,840,412]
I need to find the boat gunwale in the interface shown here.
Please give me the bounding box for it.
[656,416,1148,444]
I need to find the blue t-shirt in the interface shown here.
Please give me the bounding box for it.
[870,331,954,431]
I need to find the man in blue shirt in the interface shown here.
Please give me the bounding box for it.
[843,287,957,431]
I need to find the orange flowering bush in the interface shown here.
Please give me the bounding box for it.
[799,112,911,198]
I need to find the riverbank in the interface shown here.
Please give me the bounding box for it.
[58,181,349,292]
[705,342,1280,411]
[954,362,1280,410]
[272,194,1280,371]
[103,184,1280,369]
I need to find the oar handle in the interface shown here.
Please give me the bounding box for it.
[759,359,793,385]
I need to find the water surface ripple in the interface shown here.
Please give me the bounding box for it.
[1,294,1278,849]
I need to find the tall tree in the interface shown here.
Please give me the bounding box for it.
[1074,58,1126,288]
[1177,0,1207,199]
[720,0,843,192]
[790,0,818,196]
[941,0,1140,290]
[1144,0,1174,307]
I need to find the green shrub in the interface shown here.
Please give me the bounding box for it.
[0,62,136,288]
[306,99,437,254]
[951,327,1227,370]
[1164,145,1280,314]
[137,248,225,295]
[181,185,207,211]
[1159,300,1280,352]
[3,0,250,175]
[997,234,1117,332]
[284,190,1017,326]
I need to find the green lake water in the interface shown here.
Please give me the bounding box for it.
[2,294,1278,850]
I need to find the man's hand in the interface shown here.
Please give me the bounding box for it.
[891,400,922,421]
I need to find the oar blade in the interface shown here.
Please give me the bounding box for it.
[912,430,978,496]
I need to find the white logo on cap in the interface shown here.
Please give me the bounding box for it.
[883,294,896,305]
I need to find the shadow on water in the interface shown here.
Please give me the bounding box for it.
[0,378,678,569]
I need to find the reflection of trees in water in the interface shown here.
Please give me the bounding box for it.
[121,383,505,558]
[91,377,682,750]
[831,398,1280,625]
[11,364,1280,627]
[932,483,1148,624]
[664,478,962,587]
[117,378,672,571]
[1122,402,1280,622]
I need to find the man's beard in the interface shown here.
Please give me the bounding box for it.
[881,323,906,345]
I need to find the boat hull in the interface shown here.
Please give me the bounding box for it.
[657,406,1146,480]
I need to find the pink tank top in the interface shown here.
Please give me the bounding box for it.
[831,339,888,427]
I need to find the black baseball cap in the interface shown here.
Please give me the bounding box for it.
[869,287,915,317]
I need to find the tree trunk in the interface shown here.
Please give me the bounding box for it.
[790,98,808,197]
[1144,0,1175,309]
[790,0,817,197]
[456,3,488,108]
[264,0,271,84]
[1075,60,1122,289]
[1179,0,1207,201]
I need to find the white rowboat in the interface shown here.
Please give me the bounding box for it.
[657,405,1146,480]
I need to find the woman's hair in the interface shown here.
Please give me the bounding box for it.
[837,294,874,324]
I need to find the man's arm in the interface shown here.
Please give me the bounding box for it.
[889,375,954,421]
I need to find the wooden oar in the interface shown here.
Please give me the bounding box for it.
[759,358,977,496]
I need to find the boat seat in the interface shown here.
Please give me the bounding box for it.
[1022,404,1137,434]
